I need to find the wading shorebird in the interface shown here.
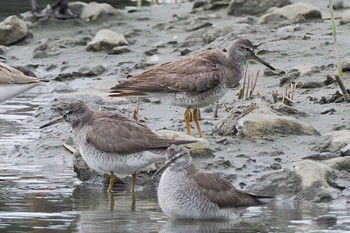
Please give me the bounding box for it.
[0,62,47,102]
[155,145,274,220]
[40,102,196,193]
[109,38,275,138]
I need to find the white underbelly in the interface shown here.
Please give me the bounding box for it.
[169,86,227,109]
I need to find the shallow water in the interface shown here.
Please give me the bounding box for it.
[1,126,350,233]
[1,0,350,231]
[0,92,349,232]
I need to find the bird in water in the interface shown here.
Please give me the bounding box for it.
[40,102,196,193]
[155,145,274,220]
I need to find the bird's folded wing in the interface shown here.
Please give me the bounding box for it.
[188,170,263,208]
[111,53,223,94]
[85,116,174,154]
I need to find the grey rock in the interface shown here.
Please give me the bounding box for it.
[216,103,258,136]
[0,15,30,46]
[86,29,129,51]
[247,158,349,202]
[108,45,131,55]
[50,83,75,93]
[313,130,350,152]
[341,56,350,72]
[193,0,207,10]
[227,0,291,16]
[312,215,337,227]
[185,21,212,31]
[144,48,158,56]
[202,23,250,44]
[80,2,118,21]
[33,51,49,59]
[155,130,212,156]
[234,104,319,138]
[331,0,348,10]
[302,152,339,161]
[271,102,308,117]
[259,2,322,26]
[76,65,106,77]
[340,144,350,156]
[340,10,350,24]
[279,68,300,87]
[270,163,282,170]
[299,81,324,89]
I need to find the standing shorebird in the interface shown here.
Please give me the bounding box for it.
[40,102,196,193]
[0,62,47,102]
[155,145,273,220]
[109,38,275,138]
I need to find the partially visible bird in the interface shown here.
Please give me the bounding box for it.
[155,145,274,220]
[0,62,47,102]
[109,38,275,138]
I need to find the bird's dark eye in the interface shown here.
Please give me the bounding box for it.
[66,110,73,115]
[245,47,251,52]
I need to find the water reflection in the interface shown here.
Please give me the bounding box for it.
[71,185,165,233]
[159,219,240,233]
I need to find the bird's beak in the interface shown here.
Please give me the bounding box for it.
[152,151,186,179]
[251,54,275,70]
[39,117,64,129]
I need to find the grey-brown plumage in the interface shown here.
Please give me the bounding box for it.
[156,145,273,220]
[40,102,196,192]
[109,38,275,138]
[0,62,47,102]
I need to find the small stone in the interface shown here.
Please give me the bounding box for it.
[270,163,282,170]
[340,144,350,156]
[300,81,324,89]
[108,46,131,55]
[33,51,48,59]
[321,108,336,115]
[340,10,350,24]
[330,0,347,10]
[50,83,75,93]
[341,56,350,72]
[144,48,158,56]
[312,215,337,227]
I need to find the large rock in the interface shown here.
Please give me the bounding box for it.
[216,104,320,138]
[340,10,350,24]
[155,130,211,156]
[259,2,322,26]
[227,0,291,16]
[313,130,350,152]
[202,23,251,44]
[80,2,118,21]
[0,15,30,46]
[246,157,350,202]
[86,29,129,51]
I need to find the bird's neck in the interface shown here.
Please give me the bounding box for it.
[225,52,246,88]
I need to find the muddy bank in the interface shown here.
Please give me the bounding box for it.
[1,0,350,204]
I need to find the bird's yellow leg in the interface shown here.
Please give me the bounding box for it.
[107,172,115,192]
[184,107,191,136]
[133,98,139,121]
[108,191,115,211]
[131,191,136,211]
[131,173,137,193]
[193,108,204,138]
